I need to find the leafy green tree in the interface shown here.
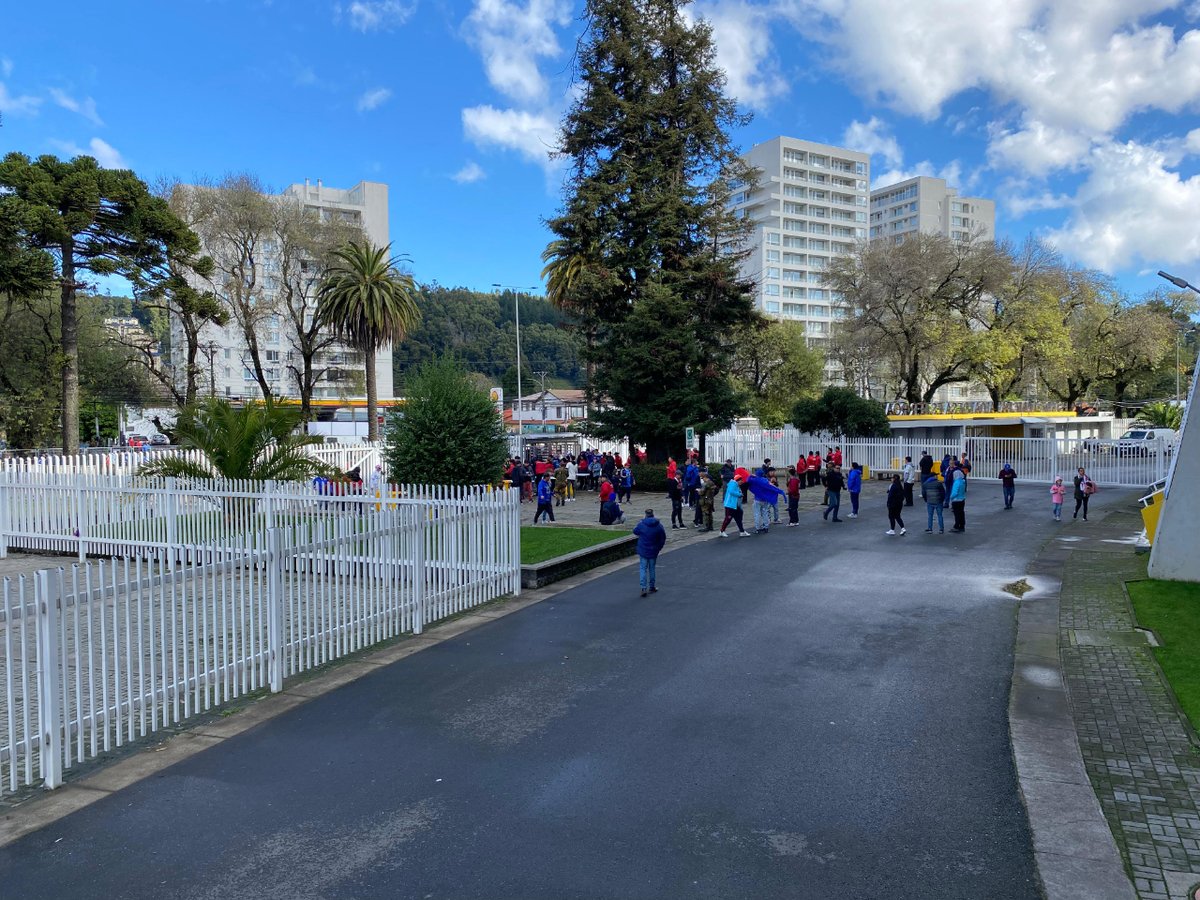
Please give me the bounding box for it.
[545,0,758,459]
[0,152,203,453]
[728,318,824,427]
[792,387,891,438]
[383,357,509,486]
[138,398,329,482]
[316,241,420,441]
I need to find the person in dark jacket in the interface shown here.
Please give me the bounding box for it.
[998,463,1017,509]
[533,472,555,524]
[720,459,735,483]
[822,466,844,522]
[846,462,863,518]
[885,473,907,535]
[667,475,685,528]
[919,451,934,481]
[633,508,668,597]
[921,473,945,533]
[1073,467,1095,520]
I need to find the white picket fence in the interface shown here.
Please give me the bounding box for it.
[0,478,520,795]
[702,427,1169,488]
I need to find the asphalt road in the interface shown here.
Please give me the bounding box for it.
[0,481,1070,900]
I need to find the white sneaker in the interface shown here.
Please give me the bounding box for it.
[885,529,895,535]
[900,528,907,535]
[848,513,858,518]
[718,531,728,538]
[740,531,751,537]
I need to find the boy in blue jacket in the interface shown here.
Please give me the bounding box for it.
[533,473,555,524]
[847,462,863,517]
[633,508,667,596]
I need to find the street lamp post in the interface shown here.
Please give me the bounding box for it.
[493,284,538,457]
[1157,272,1200,399]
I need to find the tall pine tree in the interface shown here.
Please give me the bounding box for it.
[544,0,757,459]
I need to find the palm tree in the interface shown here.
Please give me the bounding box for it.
[1140,401,1184,430]
[316,241,420,441]
[139,398,331,482]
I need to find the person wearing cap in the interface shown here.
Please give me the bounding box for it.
[633,508,667,597]
[998,462,1017,509]
[719,473,751,537]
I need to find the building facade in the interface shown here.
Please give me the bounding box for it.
[869,176,995,244]
[173,179,394,402]
[732,137,871,348]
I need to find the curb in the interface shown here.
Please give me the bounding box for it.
[1009,528,1137,899]
[0,528,714,849]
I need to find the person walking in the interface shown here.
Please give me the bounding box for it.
[886,474,907,535]
[667,474,685,529]
[1073,467,1095,520]
[719,474,751,537]
[533,472,556,524]
[786,466,801,526]
[1050,476,1066,522]
[998,463,1017,509]
[589,457,602,491]
[633,508,667,597]
[902,456,916,506]
[823,465,844,522]
[618,464,635,503]
[949,468,967,532]
[554,462,569,506]
[697,472,717,531]
[808,451,822,488]
[940,453,953,508]
[921,471,945,533]
[942,456,957,509]
[684,459,700,508]
[846,462,863,518]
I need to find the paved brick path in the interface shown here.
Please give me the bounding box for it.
[1058,508,1200,900]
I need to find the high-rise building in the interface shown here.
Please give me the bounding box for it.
[174,179,393,402]
[732,137,871,346]
[869,176,995,244]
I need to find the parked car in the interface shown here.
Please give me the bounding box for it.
[149,432,170,446]
[1114,428,1177,457]
[124,432,149,448]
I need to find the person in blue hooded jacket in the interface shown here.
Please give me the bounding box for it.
[949,468,968,532]
[633,508,668,597]
[846,462,863,517]
[746,470,787,533]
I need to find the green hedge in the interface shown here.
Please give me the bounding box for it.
[626,462,727,492]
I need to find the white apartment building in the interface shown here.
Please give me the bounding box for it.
[732,137,871,347]
[174,179,394,402]
[869,176,995,244]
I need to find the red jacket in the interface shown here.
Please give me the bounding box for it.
[666,461,677,480]
[806,454,820,472]
[599,481,614,501]
[787,476,801,496]
[832,450,843,467]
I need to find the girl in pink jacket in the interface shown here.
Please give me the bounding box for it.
[1050,477,1066,522]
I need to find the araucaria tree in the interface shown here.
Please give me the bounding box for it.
[544,0,758,460]
[0,153,203,453]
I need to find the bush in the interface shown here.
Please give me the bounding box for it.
[792,387,891,438]
[384,357,509,485]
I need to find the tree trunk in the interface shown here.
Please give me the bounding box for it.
[60,243,80,454]
[365,349,378,442]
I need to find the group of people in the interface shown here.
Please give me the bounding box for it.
[512,450,643,524]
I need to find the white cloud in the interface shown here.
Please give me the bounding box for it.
[452,161,487,183]
[338,0,417,31]
[0,82,41,116]
[49,88,103,126]
[462,105,559,170]
[0,59,12,78]
[872,159,964,191]
[779,0,1200,175]
[48,137,127,169]
[464,0,571,105]
[842,117,903,168]
[986,119,1091,176]
[1003,190,1072,218]
[695,0,788,109]
[1044,139,1200,272]
[356,87,392,112]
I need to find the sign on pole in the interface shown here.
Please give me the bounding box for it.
[490,387,504,414]
[685,427,698,450]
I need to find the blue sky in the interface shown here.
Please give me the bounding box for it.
[3,0,1200,297]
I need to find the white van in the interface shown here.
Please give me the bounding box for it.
[1115,427,1177,456]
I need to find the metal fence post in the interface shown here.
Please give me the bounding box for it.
[0,468,9,560]
[267,526,284,693]
[164,476,178,568]
[413,512,426,635]
[35,568,63,789]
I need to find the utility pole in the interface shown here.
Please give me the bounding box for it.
[534,370,550,422]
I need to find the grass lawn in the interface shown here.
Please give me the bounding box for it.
[1129,579,1200,733]
[520,525,624,565]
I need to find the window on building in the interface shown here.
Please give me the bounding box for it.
[766,249,780,262]
[766,301,781,313]
[766,267,780,279]
[765,232,781,245]
[764,284,780,296]
[265,350,280,362]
